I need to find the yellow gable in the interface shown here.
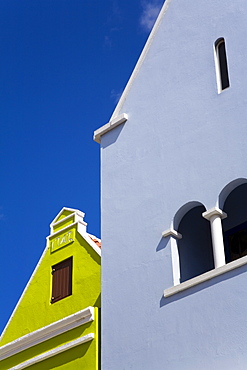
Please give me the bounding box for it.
[0,209,101,346]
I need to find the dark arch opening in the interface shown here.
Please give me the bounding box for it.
[177,205,214,282]
[218,178,247,210]
[222,183,247,263]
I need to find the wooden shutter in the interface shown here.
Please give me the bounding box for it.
[51,257,72,303]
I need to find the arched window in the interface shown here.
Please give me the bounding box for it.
[214,38,230,93]
[222,184,247,262]
[177,205,214,282]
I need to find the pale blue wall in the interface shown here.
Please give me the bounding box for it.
[100,0,247,368]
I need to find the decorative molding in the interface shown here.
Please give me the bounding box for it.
[9,333,94,370]
[50,207,85,226]
[47,222,79,239]
[94,113,128,143]
[162,228,182,239]
[51,211,87,233]
[164,255,247,297]
[0,307,94,361]
[46,221,101,257]
[202,207,227,220]
[49,229,75,253]
[51,213,75,227]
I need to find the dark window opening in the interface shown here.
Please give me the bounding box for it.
[51,257,72,303]
[215,38,230,91]
[222,183,247,263]
[177,205,214,282]
[224,222,247,262]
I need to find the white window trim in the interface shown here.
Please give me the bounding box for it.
[0,306,94,361]
[164,255,247,297]
[9,333,94,370]
[214,38,230,94]
[214,40,223,94]
[162,228,182,286]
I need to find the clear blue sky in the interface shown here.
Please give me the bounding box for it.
[0,0,163,334]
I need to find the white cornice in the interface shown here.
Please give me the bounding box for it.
[9,333,94,370]
[0,307,94,361]
[50,211,87,232]
[50,207,85,226]
[47,221,78,239]
[94,113,128,143]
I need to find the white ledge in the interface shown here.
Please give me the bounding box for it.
[9,333,94,370]
[51,212,86,230]
[164,255,247,297]
[202,207,227,220]
[94,113,128,143]
[47,221,79,239]
[0,307,94,361]
[162,228,182,239]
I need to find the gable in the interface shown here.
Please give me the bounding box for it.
[0,209,101,346]
[95,0,247,146]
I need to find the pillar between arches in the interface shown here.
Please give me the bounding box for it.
[202,207,227,268]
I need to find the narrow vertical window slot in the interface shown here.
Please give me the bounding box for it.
[214,38,230,93]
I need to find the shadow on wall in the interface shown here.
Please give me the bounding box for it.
[94,293,101,308]
[160,262,247,308]
[156,236,170,252]
[101,123,125,149]
[32,341,93,370]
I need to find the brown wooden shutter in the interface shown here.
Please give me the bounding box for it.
[51,257,72,303]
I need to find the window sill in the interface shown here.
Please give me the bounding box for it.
[164,255,247,297]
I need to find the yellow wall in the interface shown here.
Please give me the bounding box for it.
[1,308,100,370]
[0,209,101,369]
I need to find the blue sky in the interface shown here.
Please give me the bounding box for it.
[0,0,163,334]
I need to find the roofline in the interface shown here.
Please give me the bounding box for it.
[93,0,172,143]
[1,225,101,340]
[0,246,48,340]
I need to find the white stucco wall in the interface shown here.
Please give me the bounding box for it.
[100,0,247,368]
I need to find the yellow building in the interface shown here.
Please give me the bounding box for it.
[0,208,101,370]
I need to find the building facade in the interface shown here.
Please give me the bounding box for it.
[0,208,101,370]
[95,1,247,369]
